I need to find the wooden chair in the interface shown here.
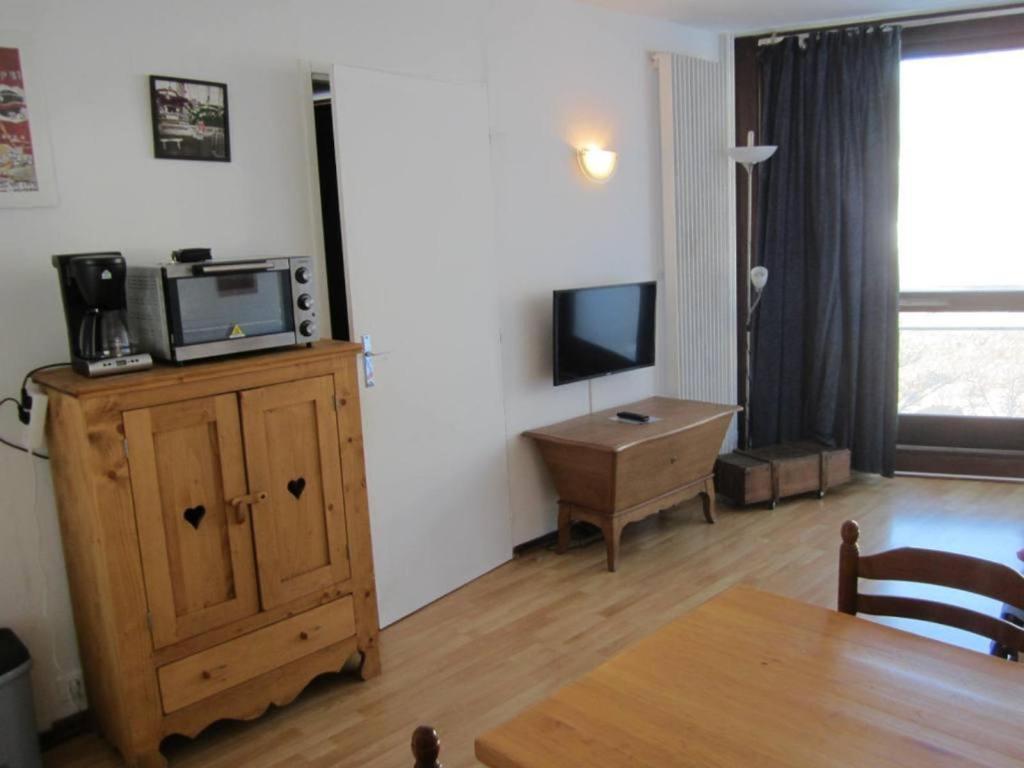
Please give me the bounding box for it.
[838,520,1024,660]
[412,726,441,767]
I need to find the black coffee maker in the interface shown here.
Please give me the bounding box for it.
[53,252,152,377]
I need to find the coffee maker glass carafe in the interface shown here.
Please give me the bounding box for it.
[77,308,135,360]
[99,309,135,358]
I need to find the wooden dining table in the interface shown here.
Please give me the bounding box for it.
[475,585,1024,767]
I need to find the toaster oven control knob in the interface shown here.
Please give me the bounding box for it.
[299,320,316,337]
[295,266,312,284]
[297,293,314,311]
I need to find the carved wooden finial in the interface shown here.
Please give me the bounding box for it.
[837,520,861,615]
[841,520,860,546]
[412,725,441,768]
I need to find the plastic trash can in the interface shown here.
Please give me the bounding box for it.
[0,629,42,768]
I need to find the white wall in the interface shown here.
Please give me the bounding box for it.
[0,0,719,728]
[487,3,719,543]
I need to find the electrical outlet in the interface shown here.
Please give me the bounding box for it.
[57,672,87,710]
[24,382,48,453]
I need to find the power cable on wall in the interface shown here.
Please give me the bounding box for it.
[1,364,77,708]
[0,363,67,460]
[0,398,48,459]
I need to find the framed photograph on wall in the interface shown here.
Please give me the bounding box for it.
[149,75,230,161]
[0,32,58,207]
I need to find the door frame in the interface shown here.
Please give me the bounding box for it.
[298,59,353,343]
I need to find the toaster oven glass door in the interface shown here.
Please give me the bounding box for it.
[168,270,295,346]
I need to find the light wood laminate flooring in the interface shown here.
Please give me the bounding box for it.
[47,474,1024,768]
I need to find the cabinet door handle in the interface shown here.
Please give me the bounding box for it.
[228,491,268,524]
[201,663,228,680]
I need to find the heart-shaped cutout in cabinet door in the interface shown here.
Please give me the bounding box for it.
[183,505,206,530]
[287,477,306,500]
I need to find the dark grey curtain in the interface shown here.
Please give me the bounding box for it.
[751,27,901,475]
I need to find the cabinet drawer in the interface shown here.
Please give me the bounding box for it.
[157,596,355,713]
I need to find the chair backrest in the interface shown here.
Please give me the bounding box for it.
[838,520,1024,658]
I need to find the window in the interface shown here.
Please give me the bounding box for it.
[898,49,1024,422]
[899,312,1024,418]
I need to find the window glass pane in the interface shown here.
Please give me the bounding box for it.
[899,50,1024,291]
[899,312,1024,417]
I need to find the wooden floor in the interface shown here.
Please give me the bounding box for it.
[46,474,1024,768]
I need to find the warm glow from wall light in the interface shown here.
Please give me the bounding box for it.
[578,147,618,182]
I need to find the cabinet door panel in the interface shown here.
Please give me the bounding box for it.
[241,376,351,609]
[124,395,260,648]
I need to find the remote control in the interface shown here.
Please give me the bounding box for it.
[616,411,650,423]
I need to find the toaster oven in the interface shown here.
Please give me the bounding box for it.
[126,257,320,363]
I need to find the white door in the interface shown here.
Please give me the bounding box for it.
[331,65,512,626]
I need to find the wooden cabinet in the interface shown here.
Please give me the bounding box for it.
[36,342,380,768]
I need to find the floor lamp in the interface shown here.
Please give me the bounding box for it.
[728,130,776,450]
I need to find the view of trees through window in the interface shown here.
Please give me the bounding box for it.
[898,50,1024,418]
[899,313,1024,417]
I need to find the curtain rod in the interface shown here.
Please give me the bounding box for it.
[756,5,1024,46]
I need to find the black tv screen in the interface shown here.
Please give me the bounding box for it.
[553,281,656,386]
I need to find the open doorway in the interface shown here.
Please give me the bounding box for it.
[311,74,350,341]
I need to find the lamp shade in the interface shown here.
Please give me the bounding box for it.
[727,130,777,167]
[727,145,777,165]
[578,147,618,182]
[750,266,769,291]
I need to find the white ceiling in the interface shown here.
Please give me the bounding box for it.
[574,0,1010,32]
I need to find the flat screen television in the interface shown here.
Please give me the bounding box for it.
[553,281,656,386]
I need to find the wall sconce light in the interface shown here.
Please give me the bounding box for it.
[578,147,618,182]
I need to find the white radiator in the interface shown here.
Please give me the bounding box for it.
[654,46,738,450]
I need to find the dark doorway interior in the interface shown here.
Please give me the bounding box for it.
[312,75,349,341]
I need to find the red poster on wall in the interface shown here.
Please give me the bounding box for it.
[0,46,39,192]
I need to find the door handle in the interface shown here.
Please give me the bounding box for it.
[228,491,268,524]
[361,334,376,388]
[360,335,395,388]
[201,663,229,680]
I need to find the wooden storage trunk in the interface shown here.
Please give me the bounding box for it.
[713,452,772,506]
[715,441,851,508]
[524,397,739,571]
